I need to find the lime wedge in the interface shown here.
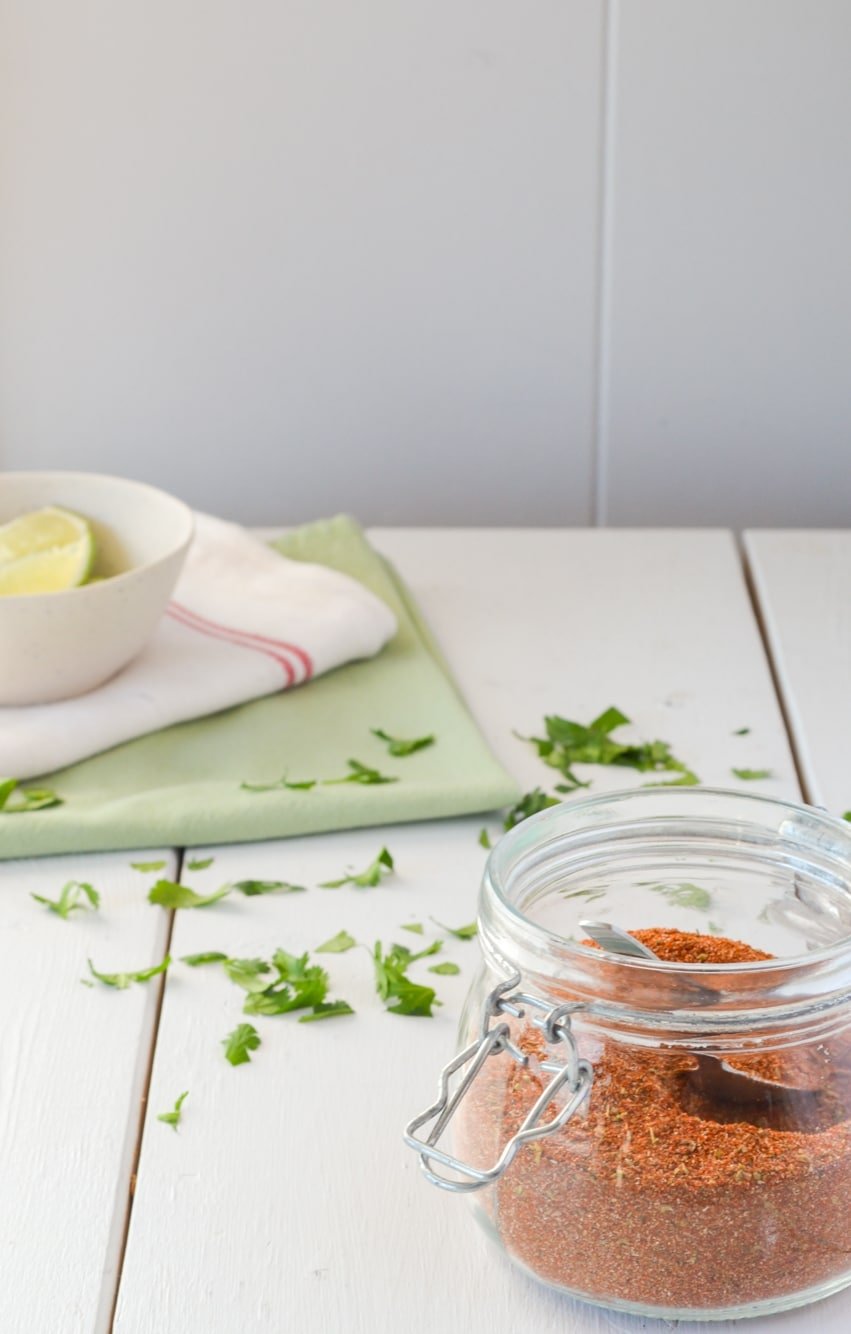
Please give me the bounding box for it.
[0,506,96,596]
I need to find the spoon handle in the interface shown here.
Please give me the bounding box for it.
[579,920,659,960]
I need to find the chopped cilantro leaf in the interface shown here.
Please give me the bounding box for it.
[181,951,229,966]
[320,847,395,889]
[323,759,398,786]
[732,768,773,781]
[223,1023,261,1066]
[298,1001,355,1022]
[503,788,560,830]
[648,883,712,911]
[373,941,438,1017]
[733,727,751,736]
[87,955,171,990]
[224,957,273,992]
[230,879,306,896]
[241,775,317,792]
[186,857,214,871]
[401,922,424,934]
[316,930,357,954]
[478,828,492,849]
[371,728,435,757]
[521,708,699,791]
[147,880,230,909]
[432,919,478,940]
[157,1091,189,1131]
[130,860,167,873]
[31,880,99,920]
[429,961,460,975]
[0,779,62,813]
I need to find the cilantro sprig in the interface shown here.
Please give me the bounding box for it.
[31,880,99,920]
[521,707,699,792]
[320,847,395,889]
[195,947,354,1024]
[371,729,435,757]
[373,941,439,1017]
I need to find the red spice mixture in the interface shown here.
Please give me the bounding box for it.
[457,928,851,1312]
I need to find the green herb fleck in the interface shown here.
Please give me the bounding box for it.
[241,774,318,792]
[504,788,560,830]
[320,847,395,889]
[648,883,713,911]
[733,727,751,736]
[0,779,62,813]
[478,828,492,849]
[323,759,398,786]
[315,929,357,954]
[371,728,435,757]
[224,958,273,992]
[230,879,306,897]
[186,857,214,871]
[429,961,460,975]
[181,951,229,966]
[223,1023,261,1066]
[706,920,723,935]
[147,880,231,910]
[130,860,167,873]
[31,880,99,920]
[844,812,851,823]
[732,768,773,781]
[157,1090,189,1131]
[87,955,171,990]
[401,922,424,934]
[432,919,478,940]
[299,1001,355,1023]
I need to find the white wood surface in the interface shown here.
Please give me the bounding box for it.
[744,530,851,815]
[113,530,826,1334]
[0,849,175,1333]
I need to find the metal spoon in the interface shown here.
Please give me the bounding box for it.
[579,920,821,1109]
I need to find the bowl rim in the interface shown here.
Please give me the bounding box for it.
[0,470,195,602]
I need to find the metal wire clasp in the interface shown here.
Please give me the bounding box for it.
[403,973,593,1193]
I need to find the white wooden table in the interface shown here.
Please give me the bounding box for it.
[2,528,849,1334]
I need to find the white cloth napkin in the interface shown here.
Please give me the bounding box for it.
[0,513,397,779]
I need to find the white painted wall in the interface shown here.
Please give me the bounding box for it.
[0,1,848,527]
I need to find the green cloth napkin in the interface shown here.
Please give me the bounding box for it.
[0,516,519,859]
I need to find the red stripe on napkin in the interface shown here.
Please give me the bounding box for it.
[169,601,314,681]
[165,604,298,686]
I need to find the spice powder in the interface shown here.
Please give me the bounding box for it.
[457,928,851,1312]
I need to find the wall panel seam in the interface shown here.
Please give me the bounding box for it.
[590,0,618,527]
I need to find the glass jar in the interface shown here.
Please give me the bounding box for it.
[405,788,851,1320]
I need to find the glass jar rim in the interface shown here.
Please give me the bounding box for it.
[481,786,851,1028]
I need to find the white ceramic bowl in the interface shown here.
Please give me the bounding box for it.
[0,471,194,706]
